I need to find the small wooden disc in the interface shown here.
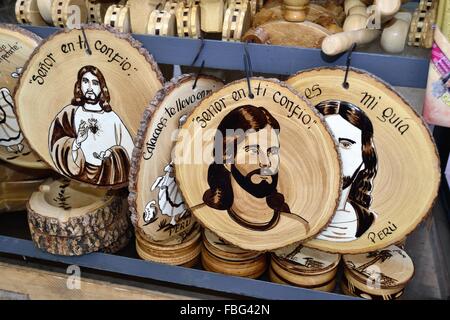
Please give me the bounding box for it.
[287,67,440,253]
[15,26,164,188]
[15,0,48,26]
[343,245,414,292]
[268,265,337,291]
[128,0,161,34]
[27,178,126,237]
[104,4,131,33]
[51,0,88,28]
[129,74,223,245]
[146,9,177,36]
[173,78,341,251]
[0,25,48,170]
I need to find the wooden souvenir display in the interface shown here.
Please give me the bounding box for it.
[202,229,267,279]
[129,74,223,265]
[408,2,438,49]
[36,0,54,24]
[200,0,225,33]
[51,0,88,28]
[163,0,182,15]
[282,0,309,22]
[0,25,48,170]
[270,243,340,291]
[175,3,201,38]
[380,17,410,53]
[87,0,117,24]
[128,0,162,34]
[146,8,177,36]
[222,0,252,41]
[287,67,440,254]
[242,20,331,47]
[104,4,131,33]
[342,245,414,300]
[14,26,164,188]
[27,178,131,256]
[321,28,380,55]
[15,0,48,26]
[173,78,341,251]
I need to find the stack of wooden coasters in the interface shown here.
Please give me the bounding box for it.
[201,229,267,279]
[341,245,414,300]
[270,243,340,292]
[27,178,131,256]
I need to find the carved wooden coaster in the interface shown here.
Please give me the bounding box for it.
[175,3,201,38]
[287,67,440,254]
[51,0,88,28]
[14,26,164,188]
[128,0,160,34]
[15,0,48,26]
[146,9,177,36]
[0,25,48,170]
[27,178,130,256]
[173,78,341,251]
[269,242,340,291]
[222,0,252,41]
[342,245,413,300]
[129,74,223,246]
[104,4,131,33]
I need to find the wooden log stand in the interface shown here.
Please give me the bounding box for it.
[129,74,223,265]
[27,178,131,256]
[342,245,414,300]
[0,25,48,170]
[173,78,342,252]
[14,26,164,189]
[287,67,440,254]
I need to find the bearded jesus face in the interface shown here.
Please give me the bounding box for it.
[81,72,101,104]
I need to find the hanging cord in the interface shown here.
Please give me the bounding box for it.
[342,43,357,89]
[243,41,254,99]
[191,35,205,89]
[81,26,92,55]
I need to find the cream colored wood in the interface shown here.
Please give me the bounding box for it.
[129,74,223,245]
[163,0,182,15]
[173,78,341,251]
[128,0,162,34]
[86,0,116,24]
[374,0,402,22]
[104,4,130,33]
[175,3,201,38]
[37,0,54,24]
[344,0,365,15]
[287,67,440,253]
[282,0,310,22]
[321,28,381,56]
[146,9,176,36]
[200,0,225,33]
[222,0,251,41]
[14,26,164,188]
[341,271,405,299]
[268,266,336,291]
[0,25,48,170]
[380,18,409,53]
[51,0,88,28]
[15,0,48,26]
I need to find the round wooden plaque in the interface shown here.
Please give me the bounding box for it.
[129,74,223,245]
[14,26,164,188]
[173,78,341,251]
[287,67,440,253]
[0,25,48,170]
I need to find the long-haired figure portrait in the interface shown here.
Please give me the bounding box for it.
[203,105,309,231]
[49,65,134,186]
[315,100,378,241]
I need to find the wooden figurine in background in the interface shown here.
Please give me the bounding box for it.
[104,3,131,33]
[282,0,309,22]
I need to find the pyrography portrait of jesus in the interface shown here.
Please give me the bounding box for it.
[48,65,134,186]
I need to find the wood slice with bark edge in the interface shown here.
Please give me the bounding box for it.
[340,271,405,300]
[104,4,131,33]
[36,0,53,24]
[15,0,48,26]
[203,228,262,261]
[87,0,117,24]
[175,4,201,38]
[0,179,46,213]
[29,203,130,256]
[128,0,162,34]
[27,178,127,237]
[51,0,88,28]
[342,245,414,291]
[173,77,342,252]
[100,226,132,253]
[242,20,331,47]
[270,253,338,286]
[222,0,252,41]
[14,25,164,189]
[199,0,225,33]
[268,266,337,291]
[271,242,341,275]
[287,67,440,254]
[128,74,224,245]
[201,246,268,279]
[146,9,177,36]
[0,25,48,170]
[135,223,202,265]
